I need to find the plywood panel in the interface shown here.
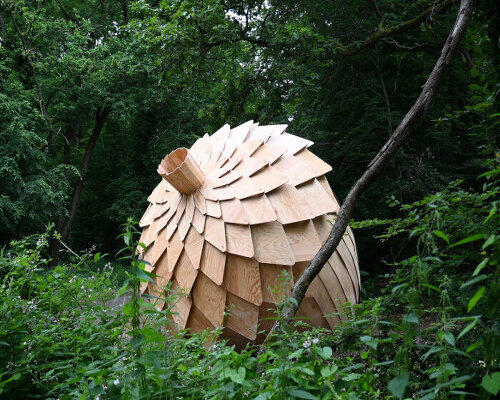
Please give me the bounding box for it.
[225,223,254,258]
[205,199,222,218]
[220,198,250,224]
[173,251,198,292]
[194,190,206,214]
[259,264,293,304]
[224,254,262,306]
[139,204,153,227]
[328,253,356,304]
[312,214,333,244]
[170,279,192,330]
[208,124,230,165]
[175,195,187,224]
[154,251,173,291]
[267,184,311,224]
[296,179,338,216]
[251,143,287,165]
[266,132,312,156]
[318,262,348,313]
[295,149,332,176]
[186,304,215,335]
[240,194,277,225]
[250,166,288,193]
[200,241,226,285]
[296,297,329,329]
[284,220,322,262]
[192,207,206,234]
[147,181,171,204]
[316,176,338,204]
[192,272,226,327]
[152,227,168,265]
[185,194,195,223]
[204,216,226,252]
[251,222,295,265]
[336,239,360,301]
[273,154,318,186]
[225,293,259,340]
[178,211,191,241]
[167,231,183,272]
[231,176,265,199]
[184,228,204,269]
[211,184,234,201]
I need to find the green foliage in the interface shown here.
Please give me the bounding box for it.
[1,170,498,398]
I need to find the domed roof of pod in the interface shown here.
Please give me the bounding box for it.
[139,121,360,346]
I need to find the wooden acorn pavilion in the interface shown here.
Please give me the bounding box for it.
[139,121,360,347]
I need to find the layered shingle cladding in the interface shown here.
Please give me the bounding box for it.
[139,121,360,346]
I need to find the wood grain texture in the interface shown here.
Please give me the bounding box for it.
[173,251,198,292]
[204,216,226,252]
[184,228,204,269]
[267,184,311,224]
[140,121,361,346]
[240,194,277,224]
[200,241,227,285]
[167,231,183,272]
[225,223,254,258]
[251,222,295,265]
[220,198,250,224]
[259,264,293,304]
[192,207,206,234]
[192,272,226,327]
[225,292,259,340]
[284,220,322,262]
[224,254,262,306]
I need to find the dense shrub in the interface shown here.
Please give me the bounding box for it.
[0,166,498,399]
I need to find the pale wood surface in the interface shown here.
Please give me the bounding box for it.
[224,254,262,306]
[140,121,360,344]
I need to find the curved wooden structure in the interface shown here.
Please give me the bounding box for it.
[139,121,360,346]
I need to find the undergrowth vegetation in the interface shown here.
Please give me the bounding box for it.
[0,167,498,399]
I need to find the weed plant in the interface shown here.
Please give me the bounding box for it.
[0,167,498,399]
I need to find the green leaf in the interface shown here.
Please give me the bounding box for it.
[135,267,156,284]
[482,234,496,250]
[467,286,485,312]
[318,346,333,359]
[466,340,483,353]
[320,365,338,378]
[457,318,479,341]
[481,372,500,395]
[472,258,489,277]
[360,335,378,350]
[403,312,419,324]
[388,371,409,400]
[460,274,488,289]
[449,234,486,248]
[443,332,455,347]
[433,230,450,244]
[229,367,246,384]
[288,389,318,399]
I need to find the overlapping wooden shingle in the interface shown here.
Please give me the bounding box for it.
[139,121,360,346]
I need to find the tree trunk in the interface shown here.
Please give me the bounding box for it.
[51,106,111,263]
[265,0,474,341]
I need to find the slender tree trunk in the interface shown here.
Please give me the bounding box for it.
[51,106,111,263]
[265,0,474,341]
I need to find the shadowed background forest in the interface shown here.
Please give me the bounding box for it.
[0,0,498,272]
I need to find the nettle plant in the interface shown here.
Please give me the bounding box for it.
[0,230,124,399]
[348,167,500,399]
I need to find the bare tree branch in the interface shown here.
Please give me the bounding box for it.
[264,0,474,343]
[336,0,455,56]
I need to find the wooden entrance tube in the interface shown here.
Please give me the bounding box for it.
[157,148,205,194]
